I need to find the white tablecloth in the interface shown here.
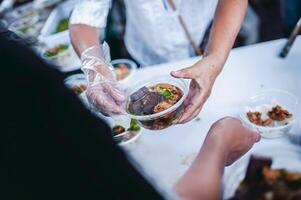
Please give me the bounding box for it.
[123,37,301,194]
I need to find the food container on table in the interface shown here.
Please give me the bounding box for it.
[223,142,301,199]
[109,117,142,151]
[111,59,137,84]
[64,74,87,95]
[5,2,35,21]
[41,43,80,71]
[240,89,300,139]
[39,29,81,72]
[39,0,77,41]
[8,12,41,37]
[64,73,90,108]
[114,130,141,151]
[125,75,189,130]
[42,43,72,66]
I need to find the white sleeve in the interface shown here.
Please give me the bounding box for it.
[70,0,112,28]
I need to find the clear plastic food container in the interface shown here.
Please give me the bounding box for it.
[8,12,40,37]
[240,89,300,139]
[114,130,141,151]
[41,43,78,69]
[64,74,90,108]
[111,59,137,84]
[108,117,142,151]
[125,75,188,130]
[64,74,87,95]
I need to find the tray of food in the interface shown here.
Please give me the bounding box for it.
[8,11,43,38]
[5,1,53,37]
[240,89,300,138]
[223,141,301,199]
[225,155,301,200]
[125,75,188,130]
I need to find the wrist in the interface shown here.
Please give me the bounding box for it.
[200,130,227,168]
[203,53,226,75]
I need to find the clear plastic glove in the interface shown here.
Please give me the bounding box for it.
[81,42,126,116]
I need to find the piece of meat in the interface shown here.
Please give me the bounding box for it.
[268,105,292,121]
[128,100,143,115]
[247,111,273,126]
[130,86,149,101]
[141,92,165,114]
[129,90,165,115]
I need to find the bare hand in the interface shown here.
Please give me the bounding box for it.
[205,117,261,166]
[171,56,221,123]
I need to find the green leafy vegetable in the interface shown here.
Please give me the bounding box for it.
[159,88,173,100]
[55,18,69,33]
[127,119,141,132]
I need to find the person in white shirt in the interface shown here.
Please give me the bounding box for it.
[70,0,248,122]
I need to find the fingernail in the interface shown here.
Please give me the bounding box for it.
[171,71,180,76]
[254,133,261,142]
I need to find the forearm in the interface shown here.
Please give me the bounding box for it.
[70,24,100,56]
[200,0,248,74]
[175,139,225,200]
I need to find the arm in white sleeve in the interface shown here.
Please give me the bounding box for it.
[70,0,112,28]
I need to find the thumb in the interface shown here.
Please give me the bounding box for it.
[103,83,126,103]
[171,66,194,79]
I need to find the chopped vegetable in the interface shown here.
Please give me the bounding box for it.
[159,88,174,100]
[127,119,141,132]
[55,18,69,33]
[44,44,68,57]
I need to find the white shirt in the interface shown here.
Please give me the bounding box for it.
[70,0,218,66]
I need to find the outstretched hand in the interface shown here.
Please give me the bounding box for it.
[171,56,221,123]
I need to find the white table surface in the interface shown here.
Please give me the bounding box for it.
[121,37,301,195]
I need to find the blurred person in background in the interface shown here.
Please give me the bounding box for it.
[281,0,301,36]
[69,0,249,123]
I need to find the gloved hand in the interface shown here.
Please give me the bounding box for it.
[81,43,126,116]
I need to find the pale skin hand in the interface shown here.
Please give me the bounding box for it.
[175,117,261,200]
[172,0,248,123]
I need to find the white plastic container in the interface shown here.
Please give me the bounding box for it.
[111,59,137,84]
[39,0,78,41]
[41,42,81,72]
[240,89,300,139]
[64,73,90,108]
[8,12,42,38]
[39,30,81,72]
